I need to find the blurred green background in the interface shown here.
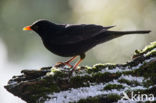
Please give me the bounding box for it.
[0,0,156,102]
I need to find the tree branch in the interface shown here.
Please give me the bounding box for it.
[4,41,156,103]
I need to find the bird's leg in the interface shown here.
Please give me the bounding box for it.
[73,54,85,70]
[73,59,83,70]
[64,56,78,67]
[55,56,78,68]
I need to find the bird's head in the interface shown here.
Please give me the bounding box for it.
[23,20,60,38]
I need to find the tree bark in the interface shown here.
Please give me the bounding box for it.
[4,41,156,103]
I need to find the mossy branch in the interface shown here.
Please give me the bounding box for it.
[4,41,156,103]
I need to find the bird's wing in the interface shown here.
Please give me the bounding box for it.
[51,24,114,45]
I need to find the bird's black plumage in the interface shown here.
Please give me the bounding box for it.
[24,20,151,69]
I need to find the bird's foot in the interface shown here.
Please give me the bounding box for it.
[64,62,73,68]
[55,62,73,68]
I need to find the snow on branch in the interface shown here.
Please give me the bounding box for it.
[5,41,156,103]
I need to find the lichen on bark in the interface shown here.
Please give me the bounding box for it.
[4,41,156,103]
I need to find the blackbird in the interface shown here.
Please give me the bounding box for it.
[23,20,150,70]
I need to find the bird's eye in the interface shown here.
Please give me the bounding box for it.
[33,25,39,30]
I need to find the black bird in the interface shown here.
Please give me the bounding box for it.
[23,20,150,70]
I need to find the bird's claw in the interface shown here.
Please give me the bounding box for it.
[55,62,73,68]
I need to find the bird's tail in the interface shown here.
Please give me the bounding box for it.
[95,30,151,44]
[108,30,151,35]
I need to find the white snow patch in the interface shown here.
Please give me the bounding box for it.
[144,57,156,63]
[117,100,138,103]
[100,57,155,74]
[71,57,156,78]
[72,69,91,77]
[44,57,155,103]
[44,81,124,103]
[44,79,149,103]
[100,63,142,74]
[45,83,105,103]
[8,81,17,85]
[119,75,144,83]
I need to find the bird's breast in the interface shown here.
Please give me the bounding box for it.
[42,39,97,57]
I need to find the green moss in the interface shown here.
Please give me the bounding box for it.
[94,63,117,70]
[121,60,156,88]
[76,95,103,103]
[69,72,121,88]
[67,72,122,89]
[118,78,140,86]
[93,63,108,69]
[76,94,120,103]
[122,70,135,75]
[5,41,156,103]
[103,84,124,90]
[134,42,156,56]
[86,63,118,74]
[86,63,108,73]
[84,66,92,69]
[86,66,101,73]
[142,42,156,53]
[145,49,156,56]
[23,76,60,102]
[143,80,155,88]
[53,70,68,78]
[107,94,121,101]
[92,72,121,83]
[122,59,156,77]
[134,61,156,77]
[70,75,90,88]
